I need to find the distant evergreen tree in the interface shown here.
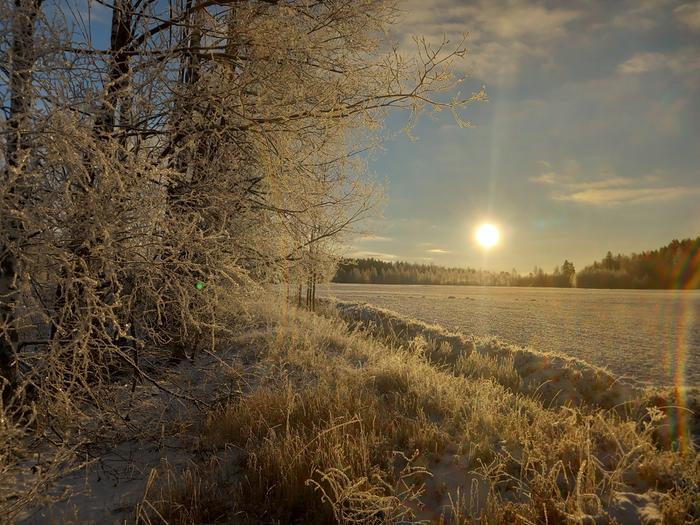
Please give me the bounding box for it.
[577,237,700,289]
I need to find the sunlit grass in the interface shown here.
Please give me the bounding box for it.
[137,298,700,524]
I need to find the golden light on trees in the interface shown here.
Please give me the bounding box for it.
[476,223,500,249]
[0,0,479,409]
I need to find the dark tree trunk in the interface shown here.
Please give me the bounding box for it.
[0,0,42,398]
[306,275,312,309]
[95,0,134,141]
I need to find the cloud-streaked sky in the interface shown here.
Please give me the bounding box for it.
[349,0,700,273]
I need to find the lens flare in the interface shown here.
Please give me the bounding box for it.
[665,238,700,452]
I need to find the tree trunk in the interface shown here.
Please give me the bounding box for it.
[0,0,42,398]
[95,0,133,141]
[0,254,21,396]
[306,274,311,309]
[311,271,316,311]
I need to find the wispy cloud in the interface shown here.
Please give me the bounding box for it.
[356,234,393,242]
[618,48,700,75]
[530,172,565,185]
[399,1,580,41]
[427,248,451,254]
[531,164,700,205]
[618,52,666,74]
[604,0,673,31]
[395,0,581,85]
[348,251,397,260]
[674,2,700,30]
[557,186,700,204]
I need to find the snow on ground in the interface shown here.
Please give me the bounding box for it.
[320,283,700,388]
[14,349,245,525]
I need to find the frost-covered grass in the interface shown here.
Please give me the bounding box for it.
[321,284,700,387]
[331,301,700,430]
[138,298,699,524]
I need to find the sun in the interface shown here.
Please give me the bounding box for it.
[476,223,500,249]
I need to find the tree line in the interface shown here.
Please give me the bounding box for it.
[576,237,700,289]
[334,237,700,290]
[334,258,516,286]
[333,258,576,287]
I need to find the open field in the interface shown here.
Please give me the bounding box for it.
[320,284,700,388]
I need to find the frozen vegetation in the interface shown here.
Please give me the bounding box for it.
[330,300,699,438]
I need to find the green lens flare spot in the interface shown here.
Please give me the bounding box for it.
[195,281,206,291]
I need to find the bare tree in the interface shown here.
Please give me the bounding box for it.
[0,0,481,410]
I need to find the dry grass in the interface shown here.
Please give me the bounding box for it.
[135,458,235,524]
[134,298,699,524]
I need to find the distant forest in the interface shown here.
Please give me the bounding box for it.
[334,237,700,289]
[576,237,700,289]
[334,259,516,286]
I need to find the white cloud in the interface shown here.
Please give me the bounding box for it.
[573,176,647,190]
[348,251,397,260]
[618,52,667,74]
[618,48,700,75]
[394,0,581,85]
[427,248,451,254]
[528,159,580,185]
[557,186,700,204]
[674,2,700,31]
[530,172,566,185]
[356,234,393,242]
[531,164,700,205]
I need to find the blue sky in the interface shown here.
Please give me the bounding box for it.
[349,0,700,273]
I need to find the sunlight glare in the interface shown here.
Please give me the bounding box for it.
[476,224,500,249]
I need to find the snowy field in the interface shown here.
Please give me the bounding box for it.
[319,283,700,387]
